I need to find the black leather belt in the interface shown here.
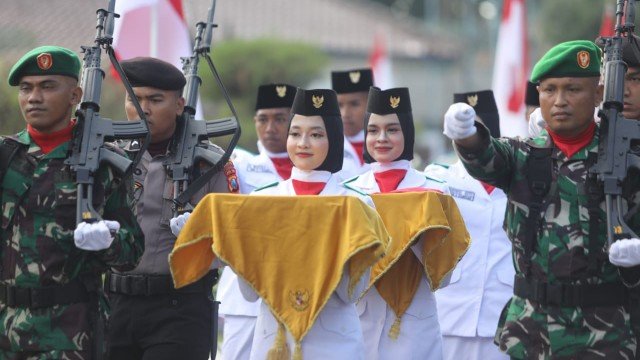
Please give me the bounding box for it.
[514,275,628,307]
[106,271,216,296]
[0,280,90,309]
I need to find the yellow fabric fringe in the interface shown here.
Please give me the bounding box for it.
[369,192,470,337]
[169,194,390,348]
[267,322,291,360]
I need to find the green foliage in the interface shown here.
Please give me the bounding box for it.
[0,63,25,134]
[199,38,328,151]
[537,0,604,47]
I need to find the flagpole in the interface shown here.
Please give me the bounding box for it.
[150,0,159,57]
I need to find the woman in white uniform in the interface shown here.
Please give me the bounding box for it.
[345,87,447,360]
[241,88,373,360]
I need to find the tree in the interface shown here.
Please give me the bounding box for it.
[199,38,329,151]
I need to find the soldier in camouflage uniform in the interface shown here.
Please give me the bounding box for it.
[0,46,145,359]
[443,40,640,359]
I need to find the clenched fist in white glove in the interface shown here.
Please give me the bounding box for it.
[170,212,191,236]
[74,220,120,251]
[528,108,547,137]
[609,238,640,267]
[443,103,477,140]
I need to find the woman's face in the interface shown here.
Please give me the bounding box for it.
[366,113,404,163]
[287,114,329,171]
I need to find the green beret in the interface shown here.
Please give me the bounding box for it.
[531,40,601,82]
[8,46,81,86]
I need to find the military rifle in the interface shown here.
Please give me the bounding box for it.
[66,0,150,225]
[166,0,241,217]
[594,0,640,245]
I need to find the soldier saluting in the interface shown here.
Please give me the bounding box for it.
[444,40,640,359]
[0,46,144,359]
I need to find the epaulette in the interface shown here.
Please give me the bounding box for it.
[253,181,279,192]
[423,173,445,183]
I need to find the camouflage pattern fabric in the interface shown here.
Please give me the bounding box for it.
[456,123,640,359]
[0,130,144,355]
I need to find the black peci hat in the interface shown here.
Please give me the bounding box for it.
[453,90,500,138]
[331,68,374,94]
[255,83,297,110]
[366,86,411,115]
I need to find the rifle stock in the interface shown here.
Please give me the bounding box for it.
[594,0,640,245]
[166,0,241,217]
[66,0,150,224]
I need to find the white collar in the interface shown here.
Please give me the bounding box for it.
[370,159,411,173]
[290,167,332,182]
[345,129,365,143]
[257,140,289,159]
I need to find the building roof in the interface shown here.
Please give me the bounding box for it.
[0,0,460,63]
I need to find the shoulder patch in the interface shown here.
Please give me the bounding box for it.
[253,181,279,192]
[223,161,240,193]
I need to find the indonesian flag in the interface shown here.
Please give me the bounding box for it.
[369,33,393,89]
[599,2,615,37]
[113,0,190,71]
[491,0,529,137]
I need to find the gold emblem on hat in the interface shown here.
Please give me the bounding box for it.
[467,94,478,107]
[289,289,310,311]
[349,71,361,84]
[36,53,53,71]
[276,85,287,98]
[312,95,324,109]
[577,50,590,69]
[389,96,400,109]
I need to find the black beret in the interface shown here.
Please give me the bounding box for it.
[525,81,540,106]
[453,90,500,138]
[622,35,640,67]
[331,68,374,94]
[291,88,341,116]
[366,87,411,115]
[255,83,296,110]
[120,57,186,91]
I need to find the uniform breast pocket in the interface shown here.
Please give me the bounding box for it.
[54,185,79,229]
[318,307,359,336]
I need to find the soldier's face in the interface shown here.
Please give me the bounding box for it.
[18,75,81,133]
[623,67,640,120]
[254,107,290,153]
[287,115,329,171]
[366,113,404,163]
[125,87,184,144]
[538,77,602,137]
[337,92,368,137]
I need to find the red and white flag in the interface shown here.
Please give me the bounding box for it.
[113,0,191,71]
[112,0,204,117]
[491,0,529,137]
[369,33,393,89]
[599,2,615,37]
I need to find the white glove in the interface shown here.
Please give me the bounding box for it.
[74,220,119,251]
[170,212,191,236]
[527,108,546,137]
[609,238,640,267]
[443,103,477,140]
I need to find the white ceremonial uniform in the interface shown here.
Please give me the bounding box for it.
[220,142,286,360]
[241,167,372,360]
[426,161,513,360]
[345,159,447,360]
[340,130,370,180]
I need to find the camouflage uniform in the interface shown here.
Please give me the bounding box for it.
[456,123,640,359]
[0,130,144,359]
